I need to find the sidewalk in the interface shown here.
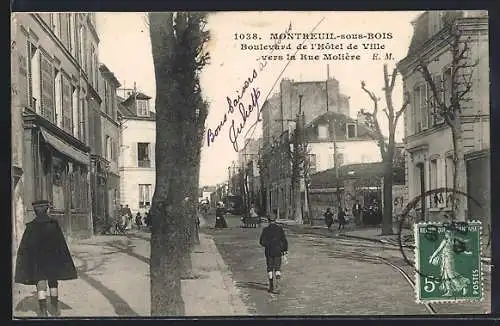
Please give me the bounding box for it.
[12,216,249,318]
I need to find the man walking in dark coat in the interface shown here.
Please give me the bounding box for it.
[259,209,288,293]
[15,200,78,317]
[324,208,334,230]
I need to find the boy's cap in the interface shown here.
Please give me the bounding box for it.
[32,200,50,207]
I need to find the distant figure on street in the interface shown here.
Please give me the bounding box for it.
[259,209,288,294]
[135,212,143,229]
[215,201,228,228]
[15,200,78,317]
[338,206,347,231]
[144,211,151,229]
[124,205,133,230]
[352,200,362,226]
[324,208,334,230]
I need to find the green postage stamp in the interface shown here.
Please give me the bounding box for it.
[414,220,483,303]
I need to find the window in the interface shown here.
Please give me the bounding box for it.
[137,143,151,167]
[317,124,328,139]
[346,123,357,139]
[308,154,317,174]
[27,43,41,110]
[50,13,60,38]
[104,81,109,114]
[105,136,111,161]
[443,66,453,108]
[79,96,87,142]
[40,52,55,122]
[430,74,444,125]
[66,13,73,53]
[137,99,149,116]
[61,75,73,133]
[429,159,439,208]
[54,69,63,127]
[139,184,152,208]
[413,85,427,133]
[72,86,79,137]
[70,14,77,58]
[89,45,95,87]
[79,25,86,70]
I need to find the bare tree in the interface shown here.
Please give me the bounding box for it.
[360,64,410,235]
[415,17,478,222]
[148,12,210,316]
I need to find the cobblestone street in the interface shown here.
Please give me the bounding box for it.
[205,214,490,315]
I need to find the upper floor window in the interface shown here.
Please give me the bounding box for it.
[443,66,453,107]
[346,123,357,139]
[412,84,428,134]
[137,142,151,167]
[50,13,61,38]
[137,99,150,117]
[317,124,328,140]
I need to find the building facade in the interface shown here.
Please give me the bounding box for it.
[118,90,156,214]
[88,63,121,232]
[397,10,489,225]
[12,13,100,244]
[261,77,354,219]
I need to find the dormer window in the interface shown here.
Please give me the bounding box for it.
[137,99,149,117]
[346,123,357,139]
[318,124,329,140]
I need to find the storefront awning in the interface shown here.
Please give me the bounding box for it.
[40,128,90,165]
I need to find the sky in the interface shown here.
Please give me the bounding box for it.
[97,11,423,187]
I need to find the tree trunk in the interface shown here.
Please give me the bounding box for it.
[381,162,394,235]
[381,139,395,235]
[149,12,186,316]
[450,117,467,221]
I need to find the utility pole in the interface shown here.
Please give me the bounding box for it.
[327,65,341,206]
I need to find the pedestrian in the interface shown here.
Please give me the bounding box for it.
[352,200,362,226]
[124,205,133,230]
[215,201,228,228]
[15,200,78,317]
[338,206,347,231]
[135,212,143,230]
[324,208,334,230]
[144,211,151,228]
[259,209,288,294]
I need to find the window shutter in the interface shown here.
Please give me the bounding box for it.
[422,85,429,130]
[60,14,69,48]
[130,142,137,166]
[151,142,156,168]
[62,75,72,132]
[40,53,55,122]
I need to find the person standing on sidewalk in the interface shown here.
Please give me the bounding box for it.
[14,200,78,317]
[337,206,347,231]
[259,209,288,293]
[324,208,334,230]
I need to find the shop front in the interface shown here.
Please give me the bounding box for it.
[23,109,92,240]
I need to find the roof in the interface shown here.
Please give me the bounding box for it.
[117,94,156,121]
[99,63,121,87]
[309,162,405,189]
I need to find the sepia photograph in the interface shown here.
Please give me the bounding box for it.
[11,10,491,318]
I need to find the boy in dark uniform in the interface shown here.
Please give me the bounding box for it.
[15,200,78,317]
[259,209,288,293]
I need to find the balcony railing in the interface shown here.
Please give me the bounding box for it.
[138,159,151,168]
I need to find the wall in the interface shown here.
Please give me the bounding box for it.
[309,140,381,173]
[101,116,120,173]
[119,119,156,213]
[401,15,489,221]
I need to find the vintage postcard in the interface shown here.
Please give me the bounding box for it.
[11,11,490,317]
